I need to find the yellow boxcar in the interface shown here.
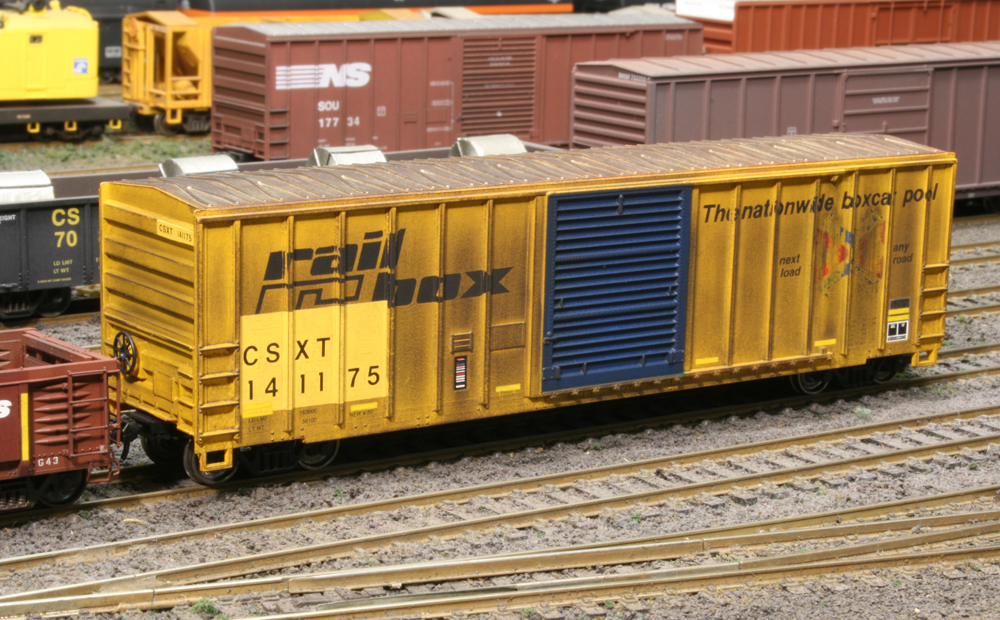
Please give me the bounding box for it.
[121,11,359,135]
[100,134,954,484]
[0,1,98,102]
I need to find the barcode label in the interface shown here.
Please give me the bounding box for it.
[454,356,467,390]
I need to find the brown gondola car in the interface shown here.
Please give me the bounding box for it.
[0,329,119,511]
[571,42,1000,202]
[674,0,1000,54]
[209,13,703,160]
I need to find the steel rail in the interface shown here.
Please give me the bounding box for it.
[2,411,998,602]
[0,135,205,157]
[945,302,1000,318]
[106,463,170,484]
[948,284,1000,299]
[5,500,999,617]
[504,484,1000,555]
[953,213,1000,225]
[1,360,997,529]
[951,240,1000,252]
[949,253,1000,267]
[0,310,100,330]
[242,539,1000,620]
[939,342,1000,357]
[97,84,122,97]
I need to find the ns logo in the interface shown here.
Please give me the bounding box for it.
[0,400,11,419]
[275,63,372,90]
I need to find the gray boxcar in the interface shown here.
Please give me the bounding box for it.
[571,42,1000,199]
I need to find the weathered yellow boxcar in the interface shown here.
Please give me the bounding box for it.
[100,134,954,484]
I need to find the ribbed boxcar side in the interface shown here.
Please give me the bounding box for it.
[210,15,703,160]
[100,185,200,449]
[571,43,1000,199]
[200,200,538,468]
[676,0,1000,54]
[683,162,952,379]
[102,135,954,475]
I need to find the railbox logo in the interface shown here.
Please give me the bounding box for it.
[254,229,514,313]
[275,63,372,90]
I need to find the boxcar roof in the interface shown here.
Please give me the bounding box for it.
[578,41,1000,78]
[118,134,945,210]
[223,13,698,38]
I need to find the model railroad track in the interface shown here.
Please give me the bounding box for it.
[3,346,999,517]
[97,84,121,98]
[2,402,1000,615]
[0,308,99,330]
[241,512,1000,620]
[0,349,996,528]
[24,494,994,620]
[946,282,1000,317]
[946,301,1000,318]
[0,488,997,618]
[949,284,1000,299]
[949,237,1000,267]
[952,212,1000,226]
[951,238,1000,252]
[277,503,1000,619]
[62,341,1000,492]
[950,253,1000,267]
[0,133,205,155]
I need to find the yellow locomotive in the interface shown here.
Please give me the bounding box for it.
[99,134,954,485]
[0,0,127,139]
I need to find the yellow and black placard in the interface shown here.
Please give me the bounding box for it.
[886,298,910,343]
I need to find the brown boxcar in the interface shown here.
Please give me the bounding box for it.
[571,42,1000,200]
[675,0,1000,54]
[0,329,119,510]
[210,14,703,160]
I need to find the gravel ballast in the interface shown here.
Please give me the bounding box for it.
[0,217,996,619]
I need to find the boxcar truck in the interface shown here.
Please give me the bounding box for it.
[99,133,954,485]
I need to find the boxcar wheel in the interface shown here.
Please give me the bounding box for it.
[183,440,238,487]
[298,440,340,471]
[38,470,88,507]
[873,357,903,384]
[35,288,71,318]
[140,433,186,467]
[790,370,831,395]
[153,111,180,137]
[135,113,156,133]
